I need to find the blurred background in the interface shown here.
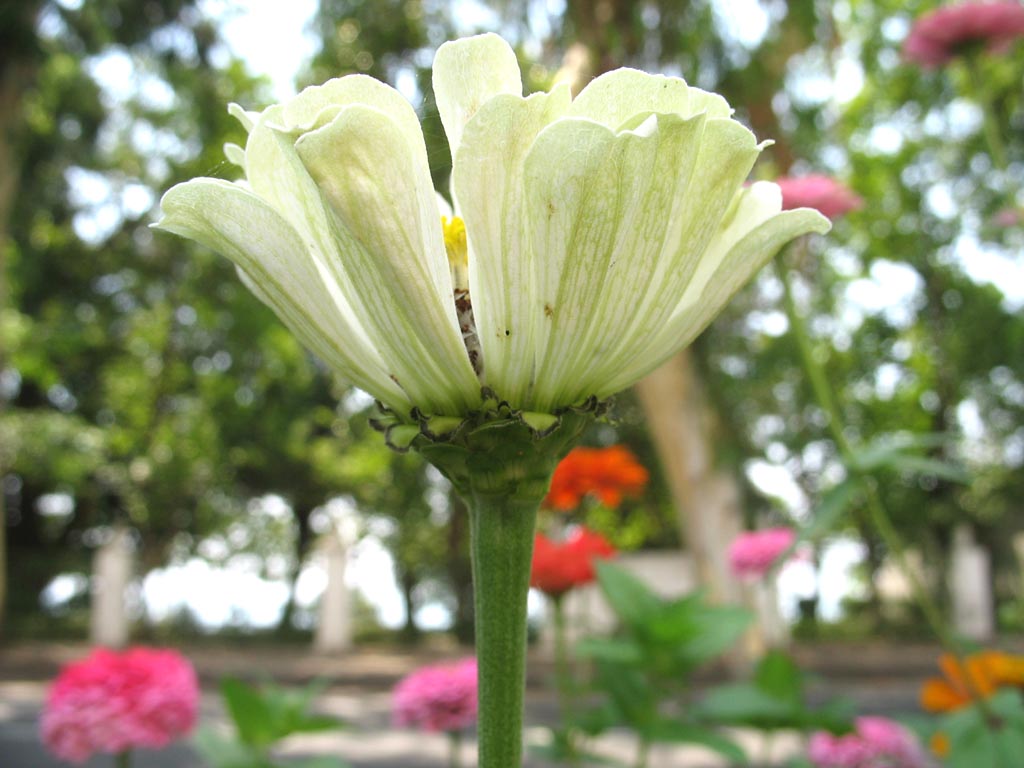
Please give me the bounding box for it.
[1,0,1022,653]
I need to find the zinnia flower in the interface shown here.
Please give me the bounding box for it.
[728,527,796,579]
[903,1,1024,69]
[40,647,199,764]
[920,649,1024,712]
[808,716,928,768]
[393,658,478,733]
[531,527,616,597]
[156,33,829,430]
[776,175,862,220]
[543,445,649,511]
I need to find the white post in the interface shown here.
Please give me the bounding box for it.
[90,528,132,647]
[950,525,994,642]
[314,533,352,653]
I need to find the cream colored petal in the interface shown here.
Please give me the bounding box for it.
[599,190,830,394]
[155,178,410,411]
[433,33,522,160]
[452,86,572,405]
[521,112,763,411]
[228,102,261,133]
[295,104,481,415]
[568,69,732,131]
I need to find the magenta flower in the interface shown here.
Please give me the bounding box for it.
[904,1,1024,69]
[775,175,862,220]
[393,658,478,733]
[40,647,199,764]
[728,527,796,579]
[809,716,929,768]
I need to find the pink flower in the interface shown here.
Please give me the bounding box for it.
[904,1,1024,69]
[40,647,199,764]
[393,658,478,733]
[809,716,929,768]
[728,527,796,579]
[775,175,862,220]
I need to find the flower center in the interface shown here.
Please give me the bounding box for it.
[442,215,481,377]
[442,215,469,291]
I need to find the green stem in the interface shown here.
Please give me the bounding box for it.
[966,58,1008,171]
[552,595,580,765]
[448,729,462,768]
[634,737,650,768]
[116,751,131,768]
[469,491,539,768]
[775,248,999,727]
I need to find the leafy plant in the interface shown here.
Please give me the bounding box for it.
[193,678,348,768]
[695,650,853,735]
[571,561,752,767]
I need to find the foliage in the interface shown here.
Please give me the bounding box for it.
[570,561,750,766]
[695,650,854,735]
[193,678,348,768]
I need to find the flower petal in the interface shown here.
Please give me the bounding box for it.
[155,178,410,410]
[521,113,764,410]
[433,32,522,160]
[295,104,482,415]
[452,86,572,403]
[568,69,732,130]
[602,185,830,394]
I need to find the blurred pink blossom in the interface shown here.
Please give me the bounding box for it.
[728,527,796,579]
[40,646,199,764]
[809,716,930,768]
[993,206,1023,227]
[775,175,863,220]
[393,658,478,733]
[904,1,1024,68]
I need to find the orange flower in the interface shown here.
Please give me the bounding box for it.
[544,446,648,512]
[929,732,950,758]
[920,650,1024,712]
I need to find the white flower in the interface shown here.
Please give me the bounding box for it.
[157,34,828,419]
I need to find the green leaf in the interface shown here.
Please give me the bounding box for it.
[594,561,664,629]
[220,678,279,749]
[575,636,645,664]
[191,726,273,768]
[677,604,752,663]
[754,651,804,704]
[804,479,861,540]
[644,719,747,763]
[695,683,797,727]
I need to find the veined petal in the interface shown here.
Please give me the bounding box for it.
[433,33,522,160]
[600,185,831,394]
[155,178,411,410]
[277,74,424,145]
[295,104,481,415]
[452,86,572,404]
[568,69,732,130]
[521,112,762,411]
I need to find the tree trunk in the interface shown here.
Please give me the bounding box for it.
[398,570,420,644]
[634,350,761,663]
[277,504,314,633]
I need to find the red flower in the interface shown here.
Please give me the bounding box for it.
[904,1,1024,69]
[775,175,862,220]
[40,647,198,764]
[544,445,649,511]
[530,527,617,597]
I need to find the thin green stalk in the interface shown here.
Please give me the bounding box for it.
[448,729,462,768]
[469,492,539,768]
[634,738,650,768]
[966,58,1008,171]
[116,751,131,768]
[552,595,580,766]
[775,249,999,726]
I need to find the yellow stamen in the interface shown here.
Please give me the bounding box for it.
[442,216,469,291]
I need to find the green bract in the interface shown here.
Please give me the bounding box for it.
[157,33,829,419]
